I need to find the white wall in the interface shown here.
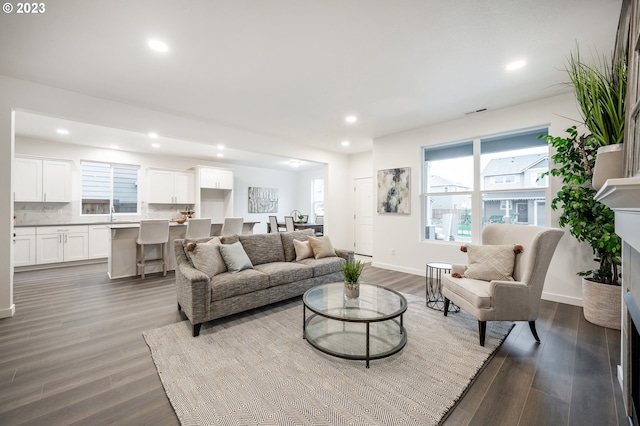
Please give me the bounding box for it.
[372,93,596,306]
[0,75,352,319]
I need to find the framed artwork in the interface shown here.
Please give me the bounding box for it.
[248,187,278,213]
[377,167,410,214]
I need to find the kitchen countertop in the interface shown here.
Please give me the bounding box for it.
[15,221,259,228]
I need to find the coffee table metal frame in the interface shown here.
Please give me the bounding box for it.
[302,282,407,368]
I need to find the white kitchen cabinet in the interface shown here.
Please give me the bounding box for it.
[36,226,89,264]
[14,227,36,267]
[148,169,195,204]
[88,225,110,259]
[200,168,233,190]
[14,157,71,202]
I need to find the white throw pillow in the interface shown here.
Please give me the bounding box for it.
[463,244,518,281]
[293,239,313,261]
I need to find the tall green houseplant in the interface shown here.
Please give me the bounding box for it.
[542,47,626,286]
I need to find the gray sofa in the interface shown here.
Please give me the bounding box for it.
[174,229,353,336]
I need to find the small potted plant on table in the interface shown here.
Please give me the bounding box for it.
[340,259,366,299]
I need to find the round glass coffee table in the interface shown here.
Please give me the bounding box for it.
[303,282,407,368]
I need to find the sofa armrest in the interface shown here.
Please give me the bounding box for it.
[335,248,355,261]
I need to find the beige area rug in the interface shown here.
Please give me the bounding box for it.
[143,295,512,425]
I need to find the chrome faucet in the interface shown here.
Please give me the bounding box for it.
[110,205,115,222]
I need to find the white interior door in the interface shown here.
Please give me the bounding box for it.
[354,177,373,256]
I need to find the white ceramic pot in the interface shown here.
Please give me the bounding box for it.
[592,144,624,191]
[582,278,621,330]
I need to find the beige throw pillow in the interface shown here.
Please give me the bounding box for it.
[183,237,227,278]
[308,236,337,259]
[463,244,517,281]
[293,239,313,261]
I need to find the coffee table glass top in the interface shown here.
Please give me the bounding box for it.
[303,282,407,321]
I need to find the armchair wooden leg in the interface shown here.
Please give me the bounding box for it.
[443,297,450,316]
[529,321,541,343]
[478,321,486,346]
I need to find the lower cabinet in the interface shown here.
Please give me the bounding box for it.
[14,227,36,267]
[36,226,89,264]
[88,225,110,259]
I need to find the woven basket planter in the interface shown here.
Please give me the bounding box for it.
[582,278,622,330]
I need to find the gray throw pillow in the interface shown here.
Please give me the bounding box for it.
[218,241,253,273]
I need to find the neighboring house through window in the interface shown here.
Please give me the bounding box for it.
[81,161,139,215]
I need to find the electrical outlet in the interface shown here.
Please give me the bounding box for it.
[391,248,395,256]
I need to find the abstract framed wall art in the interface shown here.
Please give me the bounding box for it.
[248,187,278,213]
[377,167,410,214]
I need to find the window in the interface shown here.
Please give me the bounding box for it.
[422,128,548,242]
[81,161,139,215]
[311,178,324,218]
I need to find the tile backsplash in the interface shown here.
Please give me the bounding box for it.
[14,201,193,225]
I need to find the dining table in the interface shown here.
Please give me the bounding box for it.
[269,221,323,234]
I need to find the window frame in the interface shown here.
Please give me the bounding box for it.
[80,160,140,216]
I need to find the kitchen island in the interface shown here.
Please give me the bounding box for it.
[107,221,258,279]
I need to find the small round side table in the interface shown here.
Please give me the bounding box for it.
[426,262,459,312]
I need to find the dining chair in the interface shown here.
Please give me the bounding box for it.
[136,219,170,279]
[221,217,244,236]
[314,215,324,236]
[284,216,295,232]
[185,218,211,239]
[268,216,280,233]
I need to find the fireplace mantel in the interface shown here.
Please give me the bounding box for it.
[596,177,640,423]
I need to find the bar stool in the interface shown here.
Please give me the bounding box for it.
[136,219,170,279]
[221,217,244,236]
[185,218,211,239]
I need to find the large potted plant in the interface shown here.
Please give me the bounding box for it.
[541,48,626,329]
[566,48,627,189]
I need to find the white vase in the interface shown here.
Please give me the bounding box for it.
[592,144,624,191]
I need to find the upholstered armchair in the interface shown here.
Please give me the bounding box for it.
[442,224,564,346]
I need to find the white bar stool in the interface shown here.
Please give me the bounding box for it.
[185,218,211,239]
[136,219,170,279]
[221,217,244,236]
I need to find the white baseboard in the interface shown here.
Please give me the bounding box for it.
[541,291,582,307]
[0,304,15,319]
[371,262,424,277]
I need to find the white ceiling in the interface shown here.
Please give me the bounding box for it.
[0,0,623,166]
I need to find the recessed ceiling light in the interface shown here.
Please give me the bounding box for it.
[148,39,168,53]
[217,144,225,150]
[110,145,119,149]
[506,60,526,71]
[216,153,224,158]
[151,143,160,148]
[56,129,69,135]
[289,160,302,167]
[148,132,158,138]
[345,115,357,123]
[341,140,350,147]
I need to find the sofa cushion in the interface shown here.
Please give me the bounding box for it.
[183,237,227,277]
[293,239,313,261]
[281,229,314,262]
[238,233,285,265]
[210,269,270,302]
[442,275,493,309]
[308,236,337,259]
[463,244,517,281]
[297,256,345,277]
[218,242,253,273]
[253,262,313,287]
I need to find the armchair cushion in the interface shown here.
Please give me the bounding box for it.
[463,244,518,281]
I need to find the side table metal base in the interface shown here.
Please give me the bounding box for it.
[426,262,460,313]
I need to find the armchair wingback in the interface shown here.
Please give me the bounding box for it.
[441,224,564,346]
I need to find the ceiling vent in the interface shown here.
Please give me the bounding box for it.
[464,108,488,116]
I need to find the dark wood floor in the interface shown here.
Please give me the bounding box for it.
[0,263,627,425]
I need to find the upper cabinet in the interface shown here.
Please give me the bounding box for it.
[14,157,71,202]
[147,169,195,204]
[200,168,233,190]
